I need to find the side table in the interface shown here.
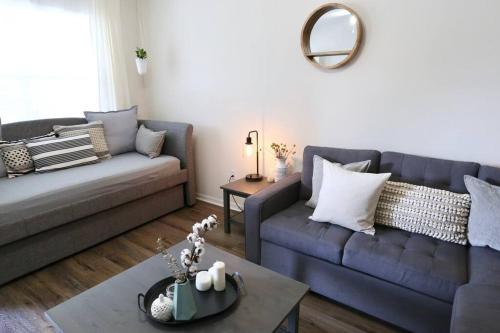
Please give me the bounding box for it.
[220,177,273,233]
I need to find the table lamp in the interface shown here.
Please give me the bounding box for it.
[244,130,263,182]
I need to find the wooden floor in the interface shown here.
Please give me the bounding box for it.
[0,201,400,333]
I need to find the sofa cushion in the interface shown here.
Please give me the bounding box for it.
[468,246,500,286]
[260,200,353,264]
[305,155,371,208]
[311,163,391,235]
[343,225,467,302]
[376,181,471,245]
[26,133,99,172]
[451,284,500,333]
[54,121,111,160]
[465,176,500,250]
[0,152,183,247]
[379,152,480,193]
[300,146,381,200]
[84,106,138,156]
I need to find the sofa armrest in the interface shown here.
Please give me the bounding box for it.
[451,284,500,333]
[244,172,302,264]
[140,120,196,206]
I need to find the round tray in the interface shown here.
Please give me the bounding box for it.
[138,273,240,326]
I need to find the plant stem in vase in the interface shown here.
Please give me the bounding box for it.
[270,143,296,182]
[156,215,219,321]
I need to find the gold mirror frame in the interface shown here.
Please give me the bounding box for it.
[301,3,363,70]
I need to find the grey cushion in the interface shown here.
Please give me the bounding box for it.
[465,176,500,250]
[135,124,166,158]
[468,246,500,286]
[0,152,182,247]
[260,200,353,265]
[451,284,500,333]
[300,146,381,200]
[305,155,371,208]
[343,225,467,302]
[84,106,138,156]
[380,151,480,193]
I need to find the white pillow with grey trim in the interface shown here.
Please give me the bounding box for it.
[305,155,371,208]
[310,161,391,235]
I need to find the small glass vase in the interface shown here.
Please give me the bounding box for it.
[166,283,175,300]
[274,158,287,182]
[173,279,197,321]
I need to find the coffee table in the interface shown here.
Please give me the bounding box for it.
[45,241,309,332]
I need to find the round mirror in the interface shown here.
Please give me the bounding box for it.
[301,3,363,69]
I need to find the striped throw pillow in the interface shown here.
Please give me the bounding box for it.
[53,121,111,160]
[26,133,99,172]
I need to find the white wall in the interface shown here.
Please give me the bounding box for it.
[139,0,500,205]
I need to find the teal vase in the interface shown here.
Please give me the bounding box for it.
[173,279,197,321]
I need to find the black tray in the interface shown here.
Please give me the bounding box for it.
[138,273,240,326]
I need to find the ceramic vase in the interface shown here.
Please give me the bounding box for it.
[173,279,197,321]
[274,158,287,182]
[136,58,148,75]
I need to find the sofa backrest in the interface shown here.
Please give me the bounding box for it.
[379,152,480,193]
[300,146,381,199]
[1,118,87,141]
[479,166,500,187]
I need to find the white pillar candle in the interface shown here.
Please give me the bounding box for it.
[209,261,226,291]
[195,271,212,291]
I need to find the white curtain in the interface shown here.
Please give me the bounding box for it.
[0,0,130,124]
[90,0,131,111]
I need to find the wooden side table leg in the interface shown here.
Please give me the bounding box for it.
[223,190,230,233]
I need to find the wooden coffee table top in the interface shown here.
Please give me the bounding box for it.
[45,241,309,333]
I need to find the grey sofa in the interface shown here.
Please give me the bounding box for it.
[245,146,500,333]
[0,117,196,285]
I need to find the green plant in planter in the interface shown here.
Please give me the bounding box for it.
[135,47,148,59]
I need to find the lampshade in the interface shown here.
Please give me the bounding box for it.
[244,136,254,157]
[244,130,262,182]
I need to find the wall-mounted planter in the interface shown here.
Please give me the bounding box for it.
[136,58,148,75]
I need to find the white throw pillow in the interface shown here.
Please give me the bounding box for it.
[305,155,371,208]
[310,161,391,235]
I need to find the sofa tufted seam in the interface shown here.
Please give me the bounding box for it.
[345,237,462,302]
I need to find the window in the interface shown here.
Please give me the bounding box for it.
[0,0,99,123]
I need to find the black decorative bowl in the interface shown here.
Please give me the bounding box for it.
[138,273,241,326]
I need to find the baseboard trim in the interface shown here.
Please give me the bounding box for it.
[196,193,243,212]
